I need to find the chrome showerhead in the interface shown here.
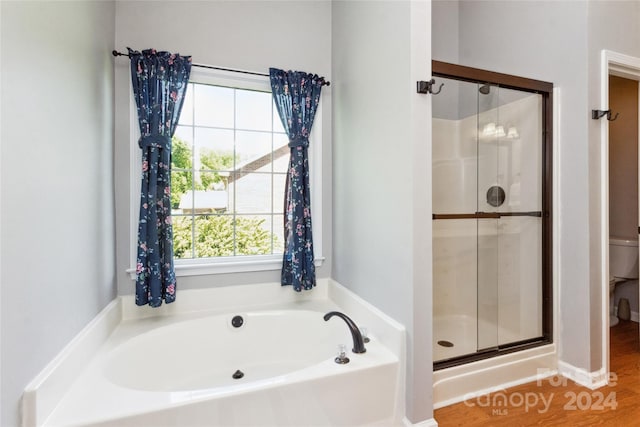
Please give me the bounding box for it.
[479,84,491,95]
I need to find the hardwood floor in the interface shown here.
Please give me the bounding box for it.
[434,320,640,426]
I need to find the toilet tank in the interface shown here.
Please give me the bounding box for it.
[610,236,639,279]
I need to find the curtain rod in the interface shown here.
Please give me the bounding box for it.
[112,50,330,86]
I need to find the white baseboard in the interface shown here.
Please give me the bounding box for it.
[612,306,639,323]
[403,417,438,427]
[557,361,608,390]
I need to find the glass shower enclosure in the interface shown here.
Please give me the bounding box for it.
[431,62,553,368]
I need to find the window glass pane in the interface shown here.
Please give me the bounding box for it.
[173,216,194,259]
[171,171,193,212]
[194,85,234,128]
[194,128,234,171]
[236,90,272,131]
[273,173,286,214]
[227,171,237,215]
[273,214,284,254]
[178,83,194,125]
[195,214,234,257]
[193,171,229,212]
[199,149,235,177]
[173,126,193,152]
[273,102,286,134]
[236,131,272,172]
[235,173,271,214]
[273,134,289,173]
[234,215,274,255]
[197,170,229,190]
[172,129,193,173]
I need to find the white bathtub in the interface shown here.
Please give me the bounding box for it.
[106,310,361,392]
[24,280,405,427]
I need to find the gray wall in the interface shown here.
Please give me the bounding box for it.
[451,0,594,373]
[433,0,640,375]
[586,0,640,370]
[114,0,332,296]
[0,2,117,426]
[432,0,458,64]
[332,1,433,423]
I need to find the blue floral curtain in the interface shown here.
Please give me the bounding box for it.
[129,48,192,307]
[269,68,323,291]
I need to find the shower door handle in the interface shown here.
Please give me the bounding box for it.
[477,211,543,218]
[475,212,501,219]
[432,211,543,220]
[499,211,543,218]
[432,212,500,219]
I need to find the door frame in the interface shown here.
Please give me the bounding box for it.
[599,50,640,379]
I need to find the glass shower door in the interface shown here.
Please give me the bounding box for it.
[493,86,544,346]
[476,83,499,352]
[433,71,546,366]
[476,85,544,350]
[433,76,488,361]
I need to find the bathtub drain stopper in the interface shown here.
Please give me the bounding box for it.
[231,315,244,328]
[232,369,244,379]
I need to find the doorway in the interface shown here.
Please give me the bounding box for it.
[608,75,639,325]
[600,51,640,379]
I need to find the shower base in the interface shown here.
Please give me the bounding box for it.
[433,313,557,408]
[434,313,506,362]
[433,343,556,408]
[433,314,478,361]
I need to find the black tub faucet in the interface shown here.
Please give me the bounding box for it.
[323,311,366,354]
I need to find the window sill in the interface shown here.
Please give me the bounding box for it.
[127,256,325,280]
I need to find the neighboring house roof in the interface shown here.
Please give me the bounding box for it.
[227,144,289,184]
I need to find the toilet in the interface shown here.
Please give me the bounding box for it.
[610,236,639,326]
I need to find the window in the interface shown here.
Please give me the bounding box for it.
[173,81,288,260]
[128,69,323,277]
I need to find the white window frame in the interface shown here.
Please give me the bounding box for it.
[127,67,323,278]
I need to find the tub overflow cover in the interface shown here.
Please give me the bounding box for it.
[231,315,244,328]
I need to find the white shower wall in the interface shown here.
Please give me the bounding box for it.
[433,94,543,360]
